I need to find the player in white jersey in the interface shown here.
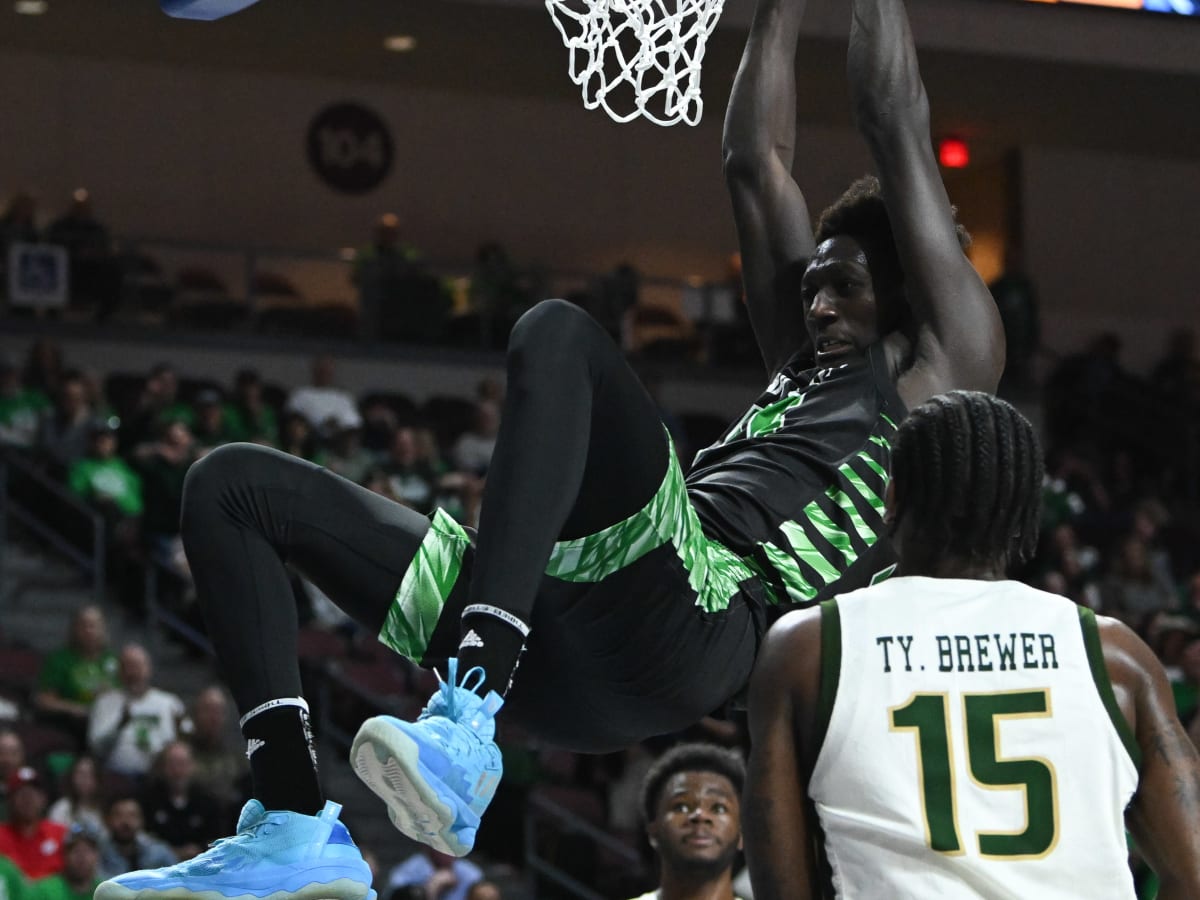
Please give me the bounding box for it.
[744,391,1200,899]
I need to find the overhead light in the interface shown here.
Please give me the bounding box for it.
[383,35,417,53]
[14,1,49,14]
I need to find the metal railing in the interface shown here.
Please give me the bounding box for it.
[524,790,643,900]
[0,449,106,608]
[141,561,214,658]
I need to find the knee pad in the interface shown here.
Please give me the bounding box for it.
[161,0,262,20]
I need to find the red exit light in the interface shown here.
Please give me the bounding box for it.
[938,137,970,168]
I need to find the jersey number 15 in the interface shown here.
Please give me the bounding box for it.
[889,689,1058,859]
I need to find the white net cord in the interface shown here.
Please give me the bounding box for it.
[546,0,727,126]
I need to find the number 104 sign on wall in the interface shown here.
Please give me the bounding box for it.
[306,102,395,195]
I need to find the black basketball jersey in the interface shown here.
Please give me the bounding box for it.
[685,342,905,617]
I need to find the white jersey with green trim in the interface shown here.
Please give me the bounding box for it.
[809,576,1138,899]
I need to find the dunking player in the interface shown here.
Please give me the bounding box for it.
[745,391,1200,899]
[95,0,1000,896]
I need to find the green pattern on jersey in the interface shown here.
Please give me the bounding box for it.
[379,508,470,659]
[754,433,893,605]
[544,440,756,613]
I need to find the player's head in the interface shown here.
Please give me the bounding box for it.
[641,743,744,881]
[804,176,970,365]
[887,391,1042,574]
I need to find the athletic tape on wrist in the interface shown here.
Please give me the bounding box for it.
[238,696,310,728]
[462,604,532,637]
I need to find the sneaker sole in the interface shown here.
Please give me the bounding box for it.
[350,717,475,857]
[93,877,374,900]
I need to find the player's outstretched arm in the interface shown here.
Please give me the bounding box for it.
[846,0,1004,405]
[722,0,817,378]
[1098,617,1200,898]
[744,610,820,900]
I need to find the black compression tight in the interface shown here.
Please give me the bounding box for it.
[182,299,671,713]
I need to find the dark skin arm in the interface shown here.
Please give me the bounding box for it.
[722,0,816,378]
[847,0,1004,408]
[745,608,822,900]
[1098,616,1200,899]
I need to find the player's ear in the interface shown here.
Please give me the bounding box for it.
[645,822,660,850]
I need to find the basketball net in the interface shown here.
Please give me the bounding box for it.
[545,0,726,126]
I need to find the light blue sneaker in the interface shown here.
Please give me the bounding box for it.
[93,799,373,900]
[351,658,503,857]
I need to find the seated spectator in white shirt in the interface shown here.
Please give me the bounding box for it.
[88,644,186,779]
[285,355,358,438]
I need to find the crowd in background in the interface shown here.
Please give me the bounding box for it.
[2,317,1200,898]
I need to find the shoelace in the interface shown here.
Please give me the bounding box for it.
[198,810,282,858]
[424,658,488,722]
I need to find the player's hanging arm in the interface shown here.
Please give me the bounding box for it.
[846,0,1004,407]
[723,0,817,378]
[745,609,821,900]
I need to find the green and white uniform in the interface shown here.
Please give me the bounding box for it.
[810,577,1139,899]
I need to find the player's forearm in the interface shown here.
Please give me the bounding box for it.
[722,0,805,176]
[1155,876,1200,900]
[846,0,928,140]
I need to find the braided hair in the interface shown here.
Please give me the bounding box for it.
[890,391,1043,571]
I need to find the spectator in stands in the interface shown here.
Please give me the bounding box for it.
[1101,534,1180,628]
[0,768,66,880]
[285,355,357,438]
[0,852,25,900]
[1170,636,1200,729]
[22,339,65,398]
[351,213,435,343]
[87,643,186,780]
[121,364,189,454]
[95,797,174,881]
[136,420,198,580]
[360,397,398,454]
[382,426,436,513]
[67,421,144,528]
[45,191,120,321]
[386,846,482,900]
[34,605,119,748]
[1151,327,1200,409]
[1039,523,1101,609]
[987,243,1040,397]
[632,743,746,900]
[0,729,25,821]
[46,756,105,836]
[0,193,39,290]
[0,192,38,246]
[469,241,532,349]
[36,372,94,474]
[325,409,376,485]
[0,355,50,449]
[138,741,222,861]
[278,412,325,465]
[183,687,247,819]
[190,390,237,454]
[77,370,111,422]
[467,883,502,900]
[451,400,499,476]
[28,820,103,900]
[415,426,480,526]
[223,369,277,446]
